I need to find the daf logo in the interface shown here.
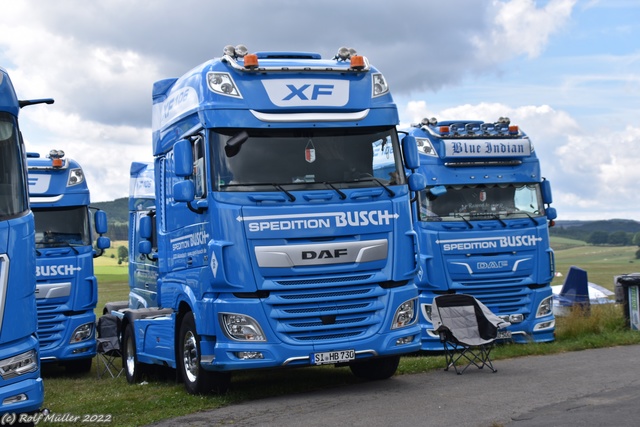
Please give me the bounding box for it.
[302,248,348,260]
[283,84,334,101]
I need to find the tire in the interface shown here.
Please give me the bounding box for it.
[349,355,400,380]
[64,357,92,374]
[123,323,142,384]
[178,312,230,395]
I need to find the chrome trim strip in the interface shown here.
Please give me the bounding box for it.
[30,195,64,203]
[0,255,7,332]
[250,109,369,123]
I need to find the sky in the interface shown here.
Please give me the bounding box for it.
[1,0,639,221]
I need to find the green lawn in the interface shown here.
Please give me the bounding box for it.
[550,237,638,290]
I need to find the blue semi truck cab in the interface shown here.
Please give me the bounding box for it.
[0,66,50,415]
[114,45,425,394]
[27,150,110,373]
[404,117,557,349]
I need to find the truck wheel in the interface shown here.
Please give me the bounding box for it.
[178,312,230,395]
[64,357,92,374]
[123,323,141,384]
[349,355,400,380]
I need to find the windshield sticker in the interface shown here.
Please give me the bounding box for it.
[305,139,316,163]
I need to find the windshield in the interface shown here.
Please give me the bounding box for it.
[33,206,91,248]
[419,183,545,222]
[0,113,28,219]
[210,127,405,191]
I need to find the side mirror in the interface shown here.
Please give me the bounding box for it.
[546,206,557,221]
[408,173,426,192]
[225,131,249,158]
[140,215,152,239]
[139,240,152,255]
[174,180,195,203]
[541,179,553,204]
[174,139,193,177]
[97,236,111,250]
[402,136,420,170]
[94,210,108,235]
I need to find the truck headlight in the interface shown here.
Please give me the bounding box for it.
[536,296,553,318]
[220,313,266,341]
[372,73,389,97]
[207,72,242,98]
[392,298,417,329]
[0,350,38,380]
[67,168,85,186]
[69,322,94,344]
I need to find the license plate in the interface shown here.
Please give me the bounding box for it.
[497,330,512,339]
[312,349,355,365]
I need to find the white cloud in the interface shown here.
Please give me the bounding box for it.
[474,0,576,61]
[22,108,151,202]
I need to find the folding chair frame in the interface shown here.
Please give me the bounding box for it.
[439,329,496,374]
[433,294,510,375]
[96,314,124,379]
[96,348,123,379]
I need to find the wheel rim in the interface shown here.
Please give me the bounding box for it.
[125,334,136,376]
[182,330,199,383]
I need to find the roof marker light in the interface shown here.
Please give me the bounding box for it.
[439,126,450,134]
[243,53,258,69]
[350,55,365,70]
[48,149,65,168]
[509,125,519,135]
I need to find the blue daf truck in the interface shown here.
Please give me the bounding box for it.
[111,45,425,394]
[0,66,49,416]
[27,150,110,373]
[403,118,557,350]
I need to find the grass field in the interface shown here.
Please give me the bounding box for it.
[36,238,640,426]
[549,236,639,290]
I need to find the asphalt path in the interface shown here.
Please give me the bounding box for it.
[148,345,640,427]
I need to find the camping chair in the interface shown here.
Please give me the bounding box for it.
[432,294,511,375]
[96,313,123,378]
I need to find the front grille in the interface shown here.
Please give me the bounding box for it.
[264,275,386,344]
[455,284,532,316]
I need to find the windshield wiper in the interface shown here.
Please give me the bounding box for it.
[219,182,296,202]
[273,184,296,202]
[453,213,474,229]
[492,214,507,227]
[352,177,395,197]
[323,182,347,200]
[506,210,537,225]
[36,240,80,254]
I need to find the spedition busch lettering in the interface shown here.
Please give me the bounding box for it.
[242,210,398,232]
[171,231,210,251]
[439,235,541,251]
[36,264,81,277]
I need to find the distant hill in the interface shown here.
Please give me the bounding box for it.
[92,197,128,240]
[551,219,640,244]
[93,197,128,224]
